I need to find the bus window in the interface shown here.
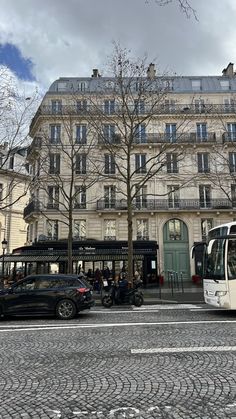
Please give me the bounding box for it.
[205,239,225,280]
[227,239,236,279]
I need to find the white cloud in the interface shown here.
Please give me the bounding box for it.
[0,0,235,92]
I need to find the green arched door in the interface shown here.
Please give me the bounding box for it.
[163,219,190,282]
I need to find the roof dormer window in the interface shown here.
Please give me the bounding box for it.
[220,79,230,90]
[191,79,201,91]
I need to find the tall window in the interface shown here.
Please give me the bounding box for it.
[229,153,236,173]
[47,220,58,240]
[47,186,59,209]
[201,219,213,241]
[76,125,87,144]
[135,186,147,209]
[103,125,116,143]
[196,123,207,141]
[227,123,236,141]
[104,219,116,240]
[50,125,61,144]
[194,99,205,112]
[74,186,86,209]
[9,156,14,170]
[104,100,115,114]
[137,219,149,240]
[164,99,176,113]
[51,100,62,114]
[0,183,3,202]
[199,185,211,208]
[168,219,181,240]
[105,154,115,174]
[74,219,86,239]
[49,154,60,174]
[76,154,86,174]
[135,154,146,174]
[231,184,236,207]
[104,186,116,208]
[224,98,235,113]
[134,100,145,114]
[165,124,176,142]
[197,153,210,173]
[166,153,178,173]
[167,185,179,208]
[134,124,146,143]
[77,100,87,112]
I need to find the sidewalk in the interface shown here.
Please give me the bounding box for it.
[94,284,205,305]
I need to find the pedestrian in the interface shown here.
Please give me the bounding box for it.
[94,268,102,292]
[86,268,94,287]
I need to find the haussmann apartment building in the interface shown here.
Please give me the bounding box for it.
[19,62,236,285]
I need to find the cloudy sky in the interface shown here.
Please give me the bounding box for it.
[0,0,236,93]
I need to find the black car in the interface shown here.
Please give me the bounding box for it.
[0,274,95,320]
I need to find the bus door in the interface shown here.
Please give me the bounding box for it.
[226,238,236,307]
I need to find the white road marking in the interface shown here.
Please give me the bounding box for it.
[190,308,228,312]
[0,319,236,332]
[135,304,200,310]
[131,346,236,354]
[92,309,134,313]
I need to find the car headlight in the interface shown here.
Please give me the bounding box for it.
[215,291,227,297]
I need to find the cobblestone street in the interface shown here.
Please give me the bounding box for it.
[1,305,236,418]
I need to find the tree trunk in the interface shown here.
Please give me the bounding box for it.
[127,182,133,286]
[67,204,73,274]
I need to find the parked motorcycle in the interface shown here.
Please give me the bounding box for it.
[101,278,144,308]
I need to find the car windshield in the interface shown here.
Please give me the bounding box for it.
[205,238,225,280]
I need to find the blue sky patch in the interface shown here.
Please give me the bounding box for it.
[0,43,35,81]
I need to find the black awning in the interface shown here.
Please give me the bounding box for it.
[1,255,60,263]
[1,253,144,263]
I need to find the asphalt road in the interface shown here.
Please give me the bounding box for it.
[1,304,236,419]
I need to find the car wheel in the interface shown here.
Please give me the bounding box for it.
[56,299,76,320]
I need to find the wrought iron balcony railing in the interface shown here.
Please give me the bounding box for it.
[97,198,233,211]
[30,103,236,131]
[140,132,216,144]
[24,200,42,218]
[222,132,236,143]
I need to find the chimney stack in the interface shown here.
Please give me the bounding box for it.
[92,69,100,78]
[147,63,156,80]
[222,62,234,77]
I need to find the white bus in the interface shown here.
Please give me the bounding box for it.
[204,221,236,309]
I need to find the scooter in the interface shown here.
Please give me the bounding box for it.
[101,279,144,308]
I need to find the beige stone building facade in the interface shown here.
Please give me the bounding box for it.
[24,62,236,282]
[0,146,29,254]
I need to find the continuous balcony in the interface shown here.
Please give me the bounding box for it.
[30,103,236,131]
[97,198,234,211]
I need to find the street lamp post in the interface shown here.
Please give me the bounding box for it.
[1,238,8,277]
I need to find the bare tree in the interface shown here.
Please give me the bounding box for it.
[146,0,198,19]
[79,45,193,284]
[28,112,98,274]
[0,66,39,209]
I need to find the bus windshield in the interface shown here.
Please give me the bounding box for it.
[205,238,225,280]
